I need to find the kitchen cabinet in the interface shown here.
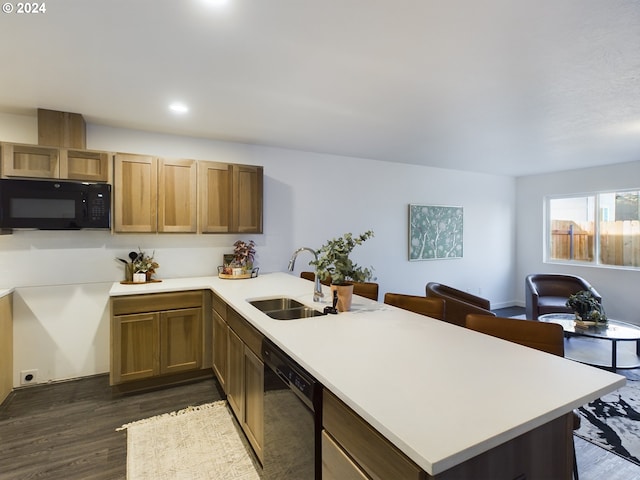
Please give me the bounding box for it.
[212,295,264,463]
[158,158,197,232]
[323,388,574,480]
[113,153,158,232]
[323,390,424,480]
[199,161,263,233]
[212,292,228,392]
[1,142,109,182]
[113,154,197,233]
[61,149,110,182]
[0,293,13,405]
[322,431,369,480]
[110,290,206,388]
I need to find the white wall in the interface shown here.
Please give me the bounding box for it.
[516,160,640,323]
[1,111,516,386]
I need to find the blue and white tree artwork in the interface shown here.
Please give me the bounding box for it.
[409,205,463,260]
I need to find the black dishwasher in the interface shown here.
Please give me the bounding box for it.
[261,338,322,480]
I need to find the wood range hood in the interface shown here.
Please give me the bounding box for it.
[37,108,86,149]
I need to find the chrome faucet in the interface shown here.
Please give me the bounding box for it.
[288,247,324,302]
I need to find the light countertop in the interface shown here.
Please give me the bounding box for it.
[109,273,625,475]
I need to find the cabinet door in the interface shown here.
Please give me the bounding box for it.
[227,327,245,420]
[111,312,159,385]
[160,307,202,375]
[114,153,158,232]
[232,164,263,233]
[158,158,197,233]
[1,143,59,178]
[212,309,228,393]
[0,294,13,404]
[243,346,264,463]
[60,149,110,182]
[199,161,231,233]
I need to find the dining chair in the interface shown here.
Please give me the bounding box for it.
[383,293,445,320]
[300,272,379,301]
[425,282,494,326]
[464,314,580,480]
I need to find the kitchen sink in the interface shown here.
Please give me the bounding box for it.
[249,297,326,320]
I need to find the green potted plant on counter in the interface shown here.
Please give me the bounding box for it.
[310,230,374,311]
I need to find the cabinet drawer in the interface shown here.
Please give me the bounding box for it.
[112,290,203,316]
[212,291,227,319]
[323,390,424,480]
[226,307,262,356]
[322,431,369,480]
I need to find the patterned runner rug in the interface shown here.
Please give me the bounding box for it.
[576,368,640,466]
[117,401,260,480]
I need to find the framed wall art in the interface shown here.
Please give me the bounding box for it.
[409,204,463,261]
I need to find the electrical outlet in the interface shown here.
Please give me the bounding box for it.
[20,369,38,386]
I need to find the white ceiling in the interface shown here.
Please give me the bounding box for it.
[1,0,639,176]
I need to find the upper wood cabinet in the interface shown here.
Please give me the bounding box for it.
[199,161,263,234]
[114,154,197,233]
[114,153,158,233]
[61,149,110,182]
[1,142,109,182]
[158,158,197,233]
[233,164,263,233]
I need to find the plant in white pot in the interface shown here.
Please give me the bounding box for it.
[310,230,374,312]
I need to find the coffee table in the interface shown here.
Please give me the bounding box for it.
[538,313,640,370]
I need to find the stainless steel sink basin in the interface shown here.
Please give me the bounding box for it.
[249,297,305,311]
[249,297,326,320]
[266,307,326,320]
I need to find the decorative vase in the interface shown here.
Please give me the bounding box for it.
[331,283,354,312]
[125,264,134,282]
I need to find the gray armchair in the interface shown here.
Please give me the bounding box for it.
[525,274,602,320]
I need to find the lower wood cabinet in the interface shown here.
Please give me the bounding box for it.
[323,390,424,480]
[323,388,574,480]
[212,300,228,392]
[242,345,264,462]
[322,431,369,480]
[110,291,206,387]
[211,292,264,464]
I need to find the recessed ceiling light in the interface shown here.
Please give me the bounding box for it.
[203,0,229,7]
[169,102,189,114]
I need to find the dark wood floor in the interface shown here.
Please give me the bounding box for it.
[0,374,222,480]
[2,362,640,479]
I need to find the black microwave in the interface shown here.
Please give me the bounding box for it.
[0,179,111,230]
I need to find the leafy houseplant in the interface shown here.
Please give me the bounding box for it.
[310,230,374,285]
[309,231,374,312]
[566,290,607,324]
[233,240,256,269]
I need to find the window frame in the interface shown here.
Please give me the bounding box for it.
[545,188,640,270]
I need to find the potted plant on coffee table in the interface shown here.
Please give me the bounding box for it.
[310,230,374,312]
[566,290,607,326]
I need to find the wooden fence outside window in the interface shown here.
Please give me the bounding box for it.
[551,220,640,267]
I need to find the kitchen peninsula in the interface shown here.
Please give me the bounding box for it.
[110,273,624,478]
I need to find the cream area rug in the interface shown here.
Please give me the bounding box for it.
[117,401,260,480]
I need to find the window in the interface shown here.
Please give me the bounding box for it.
[547,190,640,268]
